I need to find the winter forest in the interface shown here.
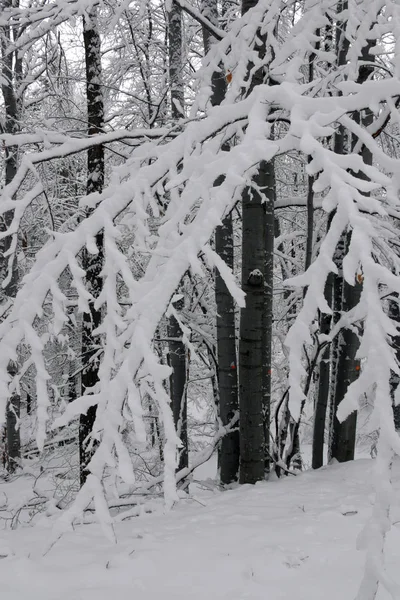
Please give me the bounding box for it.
[2,0,400,597]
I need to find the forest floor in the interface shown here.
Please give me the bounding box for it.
[1,455,400,599]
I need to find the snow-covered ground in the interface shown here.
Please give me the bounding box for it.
[1,456,400,600]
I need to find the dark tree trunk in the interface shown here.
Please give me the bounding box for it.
[389,296,400,430]
[239,177,267,484]
[4,362,20,472]
[329,36,374,463]
[262,163,275,472]
[168,297,188,471]
[327,3,351,463]
[167,1,188,474]
[273,217,292,475]
[238,0,275,484]
[202,0,239,484]
[329,260,361,462]
[327,233,346,461]
[312,275,333,469]
[311,19,339,470]
[1,3,21,472]
[215,213,239,483]
[79,10,105,486]
[239,161,274,484]
[304,30,319,275]
[168,3,184,121]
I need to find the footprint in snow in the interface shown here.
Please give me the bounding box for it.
[283,552,309,568]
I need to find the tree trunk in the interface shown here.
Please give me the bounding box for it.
[262,163,275,473]
[168,3,184,121]
[239,160,274,484]
[326,2,351,463]
[389,296,400,430]
[4,361,20,472]
[167,2,188,473]
[202,0,239,484]
[312,275,333,469]
[329,261,361,462]
[215,212,239,483]
[1,3,21,472]
[168,297,188,471]
[238,0,275,483]
[329,35,374,463]
[239,177,267,483]
[79,10,105,486]
[311,21,337,470]
[327,232,346,461]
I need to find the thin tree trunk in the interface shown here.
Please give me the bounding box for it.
[168,4,184,121]
[167,2,188,473]
[329,261,361,462]
[1,3,21,472]
[312,275,333,468]
[389,296,400,430]
[310,25,330,470]
[304,29,319,275]
[215,213,240,482]
[79,10,105,486]
[202,0,239,484]
[167,298,188,471]
[327,232,346,461]
[326,1,349,463]
[273,217,292,475]
[329,34,374,463]
[289,28,321,473]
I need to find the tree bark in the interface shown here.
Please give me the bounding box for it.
[238,0,275,484]
[167,297,188,471]
[262,163,275,473]
[215,212,239,483]
[1,2,21,472]
[79,10,105,486]
[239,179,267,483]
[312,275,333,469]
[329,34,374,463]
[389,296,400,430]
[327,232,346,461]
[329,261,361,462]
[239,161,274,484]
[202,0,239,484]
[167,1,188,473]
[168,3,184,121]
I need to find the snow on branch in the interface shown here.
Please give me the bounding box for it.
[1,53,400,524]
[2,8,400,591]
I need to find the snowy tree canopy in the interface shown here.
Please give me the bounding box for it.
[1,0,400,594]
